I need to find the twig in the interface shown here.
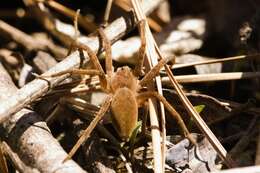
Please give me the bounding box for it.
[0,0,163,124]
[0,19,66,59]
[0,63,86,173]
[173,54,260,69]
[162,72,260,84]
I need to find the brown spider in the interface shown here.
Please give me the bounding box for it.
[43,21,191,162]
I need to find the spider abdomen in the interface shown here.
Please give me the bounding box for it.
[111,87,138,141]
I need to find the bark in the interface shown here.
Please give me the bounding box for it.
[0,63,86,173]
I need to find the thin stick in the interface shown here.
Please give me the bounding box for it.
[173,54,260,69]
[162,72,260,84]
[0,0,163,123]
[104,0,113,26]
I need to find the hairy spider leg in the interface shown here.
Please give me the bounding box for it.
[98,27,113,81]
[64,95,112,162]
[134,19,146,76]
[137,91,195,144]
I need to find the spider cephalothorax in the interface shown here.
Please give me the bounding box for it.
[110,66,139,93]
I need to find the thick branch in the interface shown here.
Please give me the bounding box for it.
[0,63,86,173]
[0,0,163,123]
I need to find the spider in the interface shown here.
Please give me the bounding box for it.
[42,21,192,162]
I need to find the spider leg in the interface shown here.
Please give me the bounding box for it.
[43,83,101,123]
[134,19,146,76]
[64,95,112,162]
[97,27,113,80]
[139,56,174,87]
[75,44,108,89]
[137,91,196,144]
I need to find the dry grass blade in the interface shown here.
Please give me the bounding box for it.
[162,72,260,84]
[131,0,166,172]
[0,0,163,124]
